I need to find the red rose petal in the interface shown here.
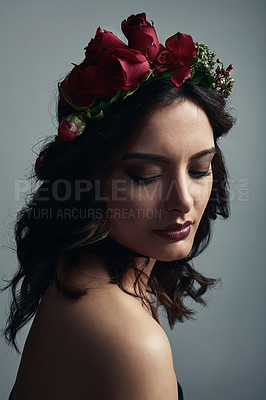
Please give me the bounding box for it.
[121,13,159,61]
[171,65,192,87]
[165,32,196,65]
[101,47,150,90]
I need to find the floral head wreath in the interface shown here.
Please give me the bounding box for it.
[35,13,234,168]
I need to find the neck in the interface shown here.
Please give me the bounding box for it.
[122,256,156,296]
[78,248,156,299]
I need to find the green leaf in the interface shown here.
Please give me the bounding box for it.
[110,91,122,104]
[86,109,104,120]
[142,69,154,82]
[91,110,104,120]
[123,85,140,99]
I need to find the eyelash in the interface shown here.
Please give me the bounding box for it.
[189,169,212,179]
[127,173,161,185]
[127,170,212,185]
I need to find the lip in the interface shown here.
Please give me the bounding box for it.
[153,221,193,241]
[159,221,193,230]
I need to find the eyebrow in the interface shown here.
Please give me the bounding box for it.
[121,147,217,163]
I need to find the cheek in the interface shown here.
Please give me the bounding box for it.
[104,178,162,209]
[102,178,163,241]
[127,182,162,208]
[192,177,213,213]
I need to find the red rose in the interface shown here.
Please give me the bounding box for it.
[121,13,159,61]
[100,47,150,91]
[153,32,197,87]
[60,64,114,107]
[84,27,126,65]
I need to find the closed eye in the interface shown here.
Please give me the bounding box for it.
[128,170,212,184]
[127,172,161,185]
[189,170,212,179]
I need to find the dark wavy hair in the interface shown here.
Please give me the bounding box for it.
[3,80,235,351]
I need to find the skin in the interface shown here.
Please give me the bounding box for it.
[12,99,215,400]
[102,99,215,292]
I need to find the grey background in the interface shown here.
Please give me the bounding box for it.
[0,0,265,399]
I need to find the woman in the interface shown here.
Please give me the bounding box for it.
[4,13,234,400]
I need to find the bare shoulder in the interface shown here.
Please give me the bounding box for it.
[73,288,178,400]
[33,284,178,399]
[97,319,178,400]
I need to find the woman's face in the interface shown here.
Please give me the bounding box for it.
[101,100,215,261]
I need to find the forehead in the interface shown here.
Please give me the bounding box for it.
[127,100,214,158]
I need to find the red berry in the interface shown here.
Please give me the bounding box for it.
[227,64,234,71]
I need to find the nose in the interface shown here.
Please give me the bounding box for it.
[164,174,193,215]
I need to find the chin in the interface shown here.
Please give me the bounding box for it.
[146,243,193,262]
[155,252,191,262]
